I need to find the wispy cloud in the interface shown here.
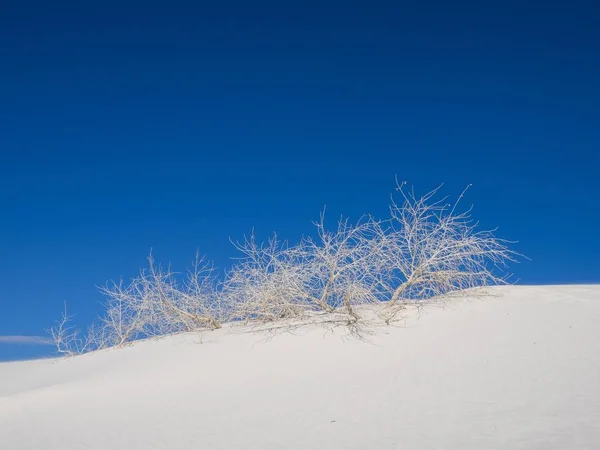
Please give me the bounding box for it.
[0,335,53,345]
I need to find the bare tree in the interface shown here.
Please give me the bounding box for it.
[97,275,154,346]
[223,234,316,322]
[382,181,517,307]
[47,303,82,356]
[49,178,519,355]
[224,213,387,324]
[299,213,387,320]
[96,252,222,348]
[47,301,118,355]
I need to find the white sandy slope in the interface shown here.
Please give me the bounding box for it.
[1,285,599,450]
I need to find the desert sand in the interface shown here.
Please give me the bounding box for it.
[1,285,599,449]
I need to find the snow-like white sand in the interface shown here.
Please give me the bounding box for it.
[1,285,599,449]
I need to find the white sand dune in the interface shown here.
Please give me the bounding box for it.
[1,285,599,449]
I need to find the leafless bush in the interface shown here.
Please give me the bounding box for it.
[47,303,108,356]
[222,234,314,322]
[97,252,222,346]
[49,179,519,355]
[381,181,518,307]
[223,213,388,324]
[49,252,223,354]
[299,213,388,319]
[47,304,83,356]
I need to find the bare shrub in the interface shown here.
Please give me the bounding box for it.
[381,181,518,307]
[47,303,108,356]
[222,234,318,322]
[49,252,223,354]
[299,213,387,320]
[223,214,388,324]
[97,252,222,347]
[47,304,82,356]
[49,178,519,355]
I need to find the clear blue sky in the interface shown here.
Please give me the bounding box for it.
[1,0,598,361]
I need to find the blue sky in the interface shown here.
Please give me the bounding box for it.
[1,0,599,361]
